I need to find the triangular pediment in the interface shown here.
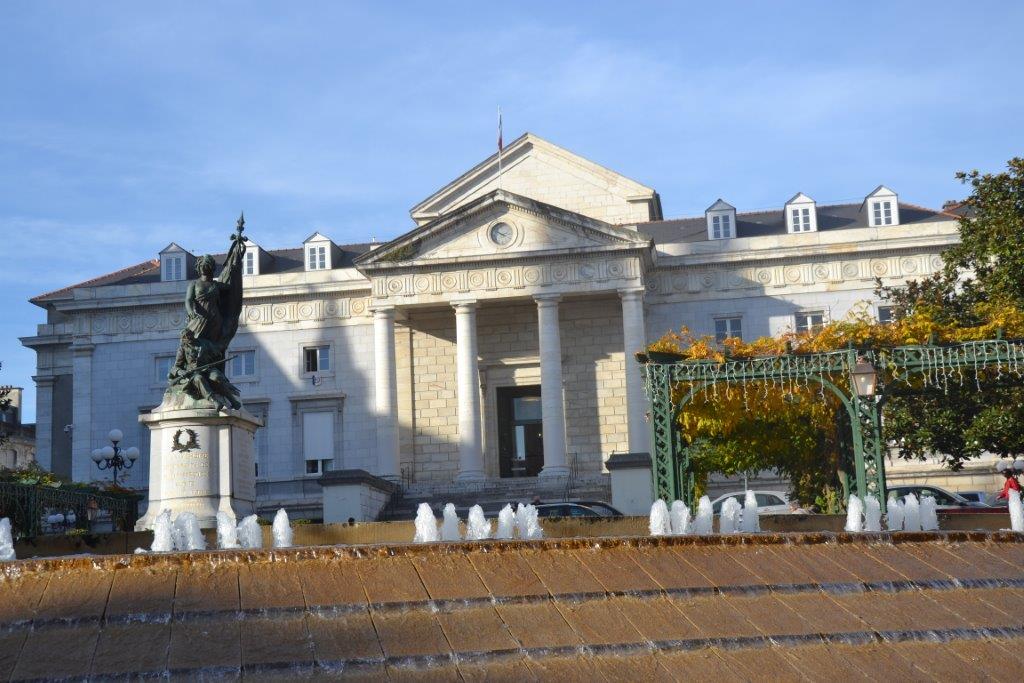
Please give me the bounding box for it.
[410,133,662,226]
[357,190,651,270]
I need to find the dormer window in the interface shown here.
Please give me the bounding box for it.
[307,245,327,270]
[159,243,194,282]
[163,255,184,281]
[865,186,900,227]
[785,193,817,233]
[712,214,732,239]
[705,199,737,240]
[303,232,335,272]
[872,200,893,226]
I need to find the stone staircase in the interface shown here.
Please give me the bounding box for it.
[378,473,611,520]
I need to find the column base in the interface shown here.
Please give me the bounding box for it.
[455,469,487,481]
[538,464,570,478]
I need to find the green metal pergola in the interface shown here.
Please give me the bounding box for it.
[643,337,1024,511]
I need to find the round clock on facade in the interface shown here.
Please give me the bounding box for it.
[489,222,514,246]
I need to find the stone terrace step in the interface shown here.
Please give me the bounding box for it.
[2,533,1024,679]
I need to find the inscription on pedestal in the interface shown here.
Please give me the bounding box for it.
[170,451,211,498]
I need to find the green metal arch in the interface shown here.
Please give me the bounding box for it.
[667,372,869,506]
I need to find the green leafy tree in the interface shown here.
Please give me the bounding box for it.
[880,158,1024,467]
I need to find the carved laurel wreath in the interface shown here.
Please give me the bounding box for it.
[171,428,199,453]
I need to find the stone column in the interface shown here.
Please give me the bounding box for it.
[373,306,400,479]
[535,295,569,477]
[32,375,56,472]
[453,300,485,480]
[70,342,94,483]
[620,287,651,454]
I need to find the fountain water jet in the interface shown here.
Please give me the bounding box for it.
[920,496,939,531]
[237,514,263,549]
[669,500,691,535]
[863,496,882,532]
[440,503,462,541]
[649,500,671,536]
[515,504,543,540]
[845,495,864,533]
[741,490,760,533]
[216,510,240,549]
[174,512,206,551]
[1009,489,1024,532]
[495,504,515,540]
[151,510,174,552]
[0,518,14,561]
[692,496,714,535]
[887,495,904,531]
[413,503,439,543]
[902,494,921,532]
[272,509,293,548]
[719,497,742,534]
[466,505,492,540]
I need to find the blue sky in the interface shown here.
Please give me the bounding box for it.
[2,1,1022,421]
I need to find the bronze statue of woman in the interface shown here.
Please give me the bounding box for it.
[163,214,248,410]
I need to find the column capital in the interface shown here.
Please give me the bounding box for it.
[618,286,646,301]
[32,375,57,388]
[533,293,561,306]
[369,305,396,317]
[451,299,478,312]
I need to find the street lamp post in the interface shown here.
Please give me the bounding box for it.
[91,428,139,486]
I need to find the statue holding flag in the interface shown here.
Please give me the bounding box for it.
[161,214,247,411]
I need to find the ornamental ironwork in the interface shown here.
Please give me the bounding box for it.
[642,337,1024,513]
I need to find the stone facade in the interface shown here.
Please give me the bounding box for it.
[21,132,961,518]
[0,388,36,469]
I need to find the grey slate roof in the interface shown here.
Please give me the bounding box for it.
[31,242,376,304]
[636,202,957,245]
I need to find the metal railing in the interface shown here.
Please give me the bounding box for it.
[0,482,140,538]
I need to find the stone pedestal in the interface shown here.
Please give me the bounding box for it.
[136,407,262,530]
[606,452,653,516]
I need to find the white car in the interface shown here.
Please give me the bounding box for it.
[711,490,791,515]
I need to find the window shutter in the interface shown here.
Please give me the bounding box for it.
[302,411,334,461]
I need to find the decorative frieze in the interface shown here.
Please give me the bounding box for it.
[372,257,641,301]
[646,251,943,298]
[72,294,375,339]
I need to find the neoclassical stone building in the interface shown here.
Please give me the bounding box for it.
[22,133,959,516]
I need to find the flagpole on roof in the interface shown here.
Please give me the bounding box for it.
[497,105,503,192]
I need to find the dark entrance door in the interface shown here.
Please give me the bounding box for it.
[497,385,543,477]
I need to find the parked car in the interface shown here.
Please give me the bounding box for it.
[887,484,1001,512]
[535,503,607,518]
[956,490,992,506]
[567,500,624,517]
[710,490,790,515]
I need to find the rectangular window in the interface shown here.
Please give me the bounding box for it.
[305,459,324,475]
[155,356,174,383]
[714,317,742,343]
[302,411,334,469]
[791,207,812,232]
[304,345,330,373]
[163,256,183,281]
[711,214,732,239]
[244,251,256,275]
[229,350,256,377]
[795,310,825,333]
[307,245,327,270]
[873,200,893,226]
[877,305,896,324]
